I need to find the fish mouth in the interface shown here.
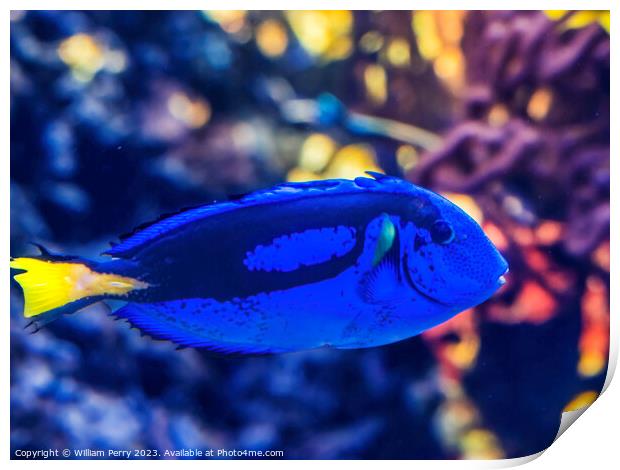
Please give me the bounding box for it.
[496,267,509,287]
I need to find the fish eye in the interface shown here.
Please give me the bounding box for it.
[430,220,455,245]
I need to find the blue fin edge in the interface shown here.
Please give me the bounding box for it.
[112,303,289,355]
[104,175,414,258]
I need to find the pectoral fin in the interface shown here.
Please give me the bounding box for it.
[360,215,402,304]
[372,214,396,267]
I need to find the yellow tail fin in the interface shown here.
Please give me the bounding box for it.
[10,257,149,318]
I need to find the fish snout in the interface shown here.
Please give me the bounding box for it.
[496,262,509,288]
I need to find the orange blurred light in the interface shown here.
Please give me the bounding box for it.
[412,11,442,60]
[527,88,553,121]
[424,308,476,340]
[442,193,483,225]
[364,64,388,106]
[203,10,246,34]
[564,391,599,412]
[437,10,466,44]
[396,145,419,171]
[487,104,510,127]
[445,335,480,371]
[544,270,574,292]
[167,92,211,128]
[433,46,464,91]
[482,222,508,252]
[285,10,353,61]
[459,428,504,460]
[256,19,289,58]
[423,309,480,375]
[385,37,411,67]
[287,167,320,183]
[592,241,610,272]
[511,226,535,246]
[545,10,610,33]
[535,220,563,245]
[58,33,105,81]
[512,281,557,324]
[524,248,550,272]
[326,144,383,179]
[578,276,609,377]
[411,11,467,94]
[298,133,336,173]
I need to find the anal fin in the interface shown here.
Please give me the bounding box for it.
[113,302,288,354]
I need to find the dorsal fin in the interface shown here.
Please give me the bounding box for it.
[115,203,212,243]
[103,176,415,259]
[27,243,78,262]
[365,171,389,180]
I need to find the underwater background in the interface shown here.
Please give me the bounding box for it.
[10,10,609,459]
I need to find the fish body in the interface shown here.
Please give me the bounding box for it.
[11,174,508,354]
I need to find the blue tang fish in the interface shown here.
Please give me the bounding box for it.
[10,173,508,354]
